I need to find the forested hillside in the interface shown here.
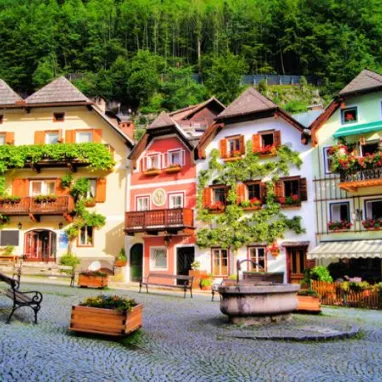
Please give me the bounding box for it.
[1,0,381,111]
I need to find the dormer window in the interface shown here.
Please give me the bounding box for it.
[341,107,357,124]
[168,149,184,166]
[53,112,65,122]
[144,153,161,170]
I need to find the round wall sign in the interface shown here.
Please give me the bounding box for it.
[152,188,166,207]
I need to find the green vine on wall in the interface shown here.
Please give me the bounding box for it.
[196,142,305,251]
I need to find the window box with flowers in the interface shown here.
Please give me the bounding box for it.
[69,295,143,336]
[362,218,382,231]
[208,201,225,213]
[78,270,108,288]
[143,167,161,176]
[164,164,182,173]
[0,196,21,204]
[267,242,280,257]
[327,220,352,232]
[254,144,277,158]
[223,150,243,162]
[34,194,57,203]
[278,194,301,207]
[241,197,263,210]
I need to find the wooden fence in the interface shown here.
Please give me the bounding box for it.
[312,280,381,310]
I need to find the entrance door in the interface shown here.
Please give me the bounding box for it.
[24,230,56,262]
[287,246,308,284]
[177,246,195,285]
[130,243,143,282]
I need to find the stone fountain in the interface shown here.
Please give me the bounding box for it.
[219,259,300,325]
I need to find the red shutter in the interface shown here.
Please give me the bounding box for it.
[5,132,14,145]
[93,129,103,143]
[13,179,29,197]
[55,178,68,195]
[274,181,283,198]
[300,178,308,201]
[239,135,245,154]
[252,134,260,153]
[220,139,227,158]
[236,183,246,204]
[65,130,76,143]
[274,130,281,147]
[95,178,107,202]
[260,182,267,201]
[202,188,212,208]
[34,131,45,144]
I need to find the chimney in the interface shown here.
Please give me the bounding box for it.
[119,121,135,140]
[92,96,107,113]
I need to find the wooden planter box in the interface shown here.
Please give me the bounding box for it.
[114,259,127,267]
[222,156,242,162]
[143,169,161,176]
[189,269,207,289]
[78,275,108,289]
[297,295,321,313]
[69,304,143,336]
[164,166,181,173]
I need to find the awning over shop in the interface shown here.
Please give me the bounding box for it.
[308,240,382,259]
[333,120,382,138]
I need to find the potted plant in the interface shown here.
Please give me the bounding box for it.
[200,274,213,290]
[34,194,57,203]
[69,294,143,336]
[115,248,127,267]
[208,201,225,212]
[0,195,21,204]
[189,260,207,288]
[78,270,108,288]
[83,197,96,207]
[165,163,182,173]
[296,289,321,313]
[362,218,382,230]
[267,242,280,257]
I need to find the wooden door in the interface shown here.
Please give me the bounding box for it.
[130,244,143,282]
[176,246,195,285]
[287,247,308,284]
[25,231,39,261]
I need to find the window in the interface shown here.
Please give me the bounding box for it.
[86,179,97,199]
[137,196,149,211]
[365,199,382,219]
[168,150,183,166]
[45,131,59,144]
[227,137,241,155]
[30,180,56,196]
[0,134,5,145]
[247,183,261,200]
[323,147,333,174]
[261,132,274,148]
[248,247,266,272]
[341,107,358,124]
[0,230,19,246]
[212,248,228,276]
[330,202,350,221]
[79,225,94,246]
[169,193,183,209]
[361,142,379,156]
[284,179,300,197]
[76,131,93,143]
[213,187,227,204]
[145,154,161,170]
[150,247,167,270]
[53,112,65,122]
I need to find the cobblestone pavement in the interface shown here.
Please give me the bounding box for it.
[0,283,381,382]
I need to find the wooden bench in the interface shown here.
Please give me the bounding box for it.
[0,272,43,324]
[139,273,194,298]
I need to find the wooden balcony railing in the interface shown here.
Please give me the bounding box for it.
[0,196,74,216]
[339,167,382,192]
[125,208,194,234]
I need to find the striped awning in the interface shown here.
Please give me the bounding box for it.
[308,240,382,259]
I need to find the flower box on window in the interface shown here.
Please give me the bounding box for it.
[164,164,181,173]
[241,197,262,210]
[143,168,161,176]
[328,220,352,232]
[254,144,277,157]
[0,196,21,204]
[34,194,57,203]
[362,218,382,231]
[208,201,225,213]
[278,194,301,207]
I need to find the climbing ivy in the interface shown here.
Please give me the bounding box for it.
[196,143,305,251]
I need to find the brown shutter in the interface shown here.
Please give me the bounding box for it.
[93,129,103,143]
[260,182,267,201]
[220,139,227,158]
[65,130,76,143]
[34,131,45,144]
[239,135,245,155]
[274,181,283,198]
[5,132,14,145]
[95,178,107,202]
[55,178,68,195]
[13,179,29,197]
[274,130,281,147]
[202,188,212,208]
[236,183,246,204]
[252,134,260,153]
[299,178,308,201]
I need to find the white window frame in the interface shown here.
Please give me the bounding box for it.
[143,153,161,170]
[136,196,150,211]
[323,146,333,174]
[150,246,168,270]
[248,247,267,272]
[364,199,382,220]
[227,136,241,155]
[86,179,97,199]
[30,180,56,196]
[167,149,184,167]
[78,225,94,246]
[76,130,93,143]
[212,248,229,276]
[45,131,60,144]
[168,193,184,209]
[0,134,6,146]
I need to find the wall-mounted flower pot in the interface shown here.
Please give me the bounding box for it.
[115,259,127,267]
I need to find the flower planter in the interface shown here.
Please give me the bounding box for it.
[222,156,242,162]
[69,304,143,336]
[296,295,321,313]
[329,229,350,233]
[114,259,127,267]
[143,169,161,176]
[271,251,280,258]
[189,269,207,289]
[84,200,96,207]
[78,275,108,288]
[242,206,262,211]
[164,166,181,173]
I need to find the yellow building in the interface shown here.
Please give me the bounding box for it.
[0,77,133,270]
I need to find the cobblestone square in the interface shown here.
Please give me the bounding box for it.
[0,283,381,382]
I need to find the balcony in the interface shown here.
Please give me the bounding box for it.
[125,208,194,235]
[0,196,74,222]
[339,168,382,192]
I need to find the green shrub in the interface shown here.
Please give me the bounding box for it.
[310,266,333,282]
[59,253,80,271]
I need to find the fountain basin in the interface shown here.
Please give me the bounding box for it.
[219,283,300,325]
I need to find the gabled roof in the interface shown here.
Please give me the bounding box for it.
[0,79,23,106]
[216,87,276,121]
[25,76,91,105]
[169,97,225,121]
[147,112,176,129]
[339,69,382,97]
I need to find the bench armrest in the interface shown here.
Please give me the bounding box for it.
[19,291,43,303]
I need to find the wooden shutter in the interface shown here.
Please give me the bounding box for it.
[236,183,246,204]
[220,139,227,158]
[5,132,14,145]
[65,130,76,143]
[299,178,308,201]
[55,178,68,195]
[34,131,45,144]
[260,182,267,201]
[12,179,29,197]
[58,129,63,143]
[202,188,212,208]
[239,135,245,154]
[274,181,283,198]
[252,134,260,153]
[274,130,281,147]
[93,129,103,143]
[95,178,107,203]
